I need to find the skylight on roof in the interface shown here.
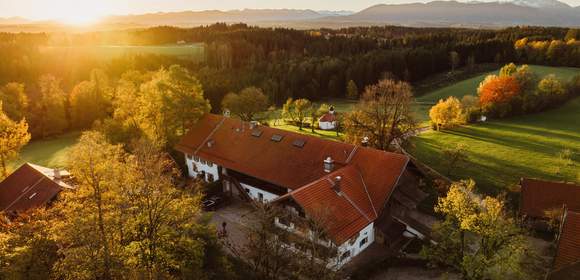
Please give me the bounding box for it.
[251,130,263,137]
[271,134,284,142]
[292,139,306,148]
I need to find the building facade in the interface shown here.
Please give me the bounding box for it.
[177,114,420,266]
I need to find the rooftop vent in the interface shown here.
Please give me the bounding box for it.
[292,139,306,148]
[271,134,284,142]
[361,136,370,147]
[332,176,342,194]
[207,139,215,148]
[324,157,334,173]
[249,121,259,130]
[251,130,263,138]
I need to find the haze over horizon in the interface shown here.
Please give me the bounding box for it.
[2,0,580,23]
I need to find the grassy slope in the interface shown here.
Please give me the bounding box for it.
[9,132,80,171]
[413,65,580,124]
[417,65,580,103]
[410,97,580,194]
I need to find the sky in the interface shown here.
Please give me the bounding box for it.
[1,0,579,23]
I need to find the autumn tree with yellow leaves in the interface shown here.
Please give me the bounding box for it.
[422,180,544,280]
[0,102,31,179]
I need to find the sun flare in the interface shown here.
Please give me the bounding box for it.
[39,0,108,26]
[58,14,101,25]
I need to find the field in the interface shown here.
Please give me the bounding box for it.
[9,132,80,171]
[40,44,206,62]
[413,65,580,123]
[410,96,580,195]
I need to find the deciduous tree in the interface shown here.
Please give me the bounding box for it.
[138,65,211,148]
[0,82,28,121]
[429,97,466,131]
[29,75,67,138]
[346,80,358,100]
[343,79,416,151]
[221,87,269,122]
[282,98,312,130]
[441,143,469,176]
[477,75,520,117]
[0,102,31,178]
[422,180,543,280]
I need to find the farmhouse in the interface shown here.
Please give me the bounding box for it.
[318,106,338,130]
[176,114,429,265]
[519,178,580,219]
[0,163,72,215]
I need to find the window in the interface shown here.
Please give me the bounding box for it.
[292,139,306,148]
[340,251,351,261]
[271,134,284,142]
[251,130,263,137]
[200,159,207,165]
[192,164,198,172]
[187,154,193,160]
[207,161,214,167]
[207,174,214,182]
[245,188,250,193]
[258,192,264,201]
[359,237,368,247]
[193,156,199,162]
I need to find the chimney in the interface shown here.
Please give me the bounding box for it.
[324,157,334,173]
[329,106,335,114]
[223,109,231,118]
[249,121,259,130]
[332,176,342,194]
[207,139,215,148]
[361,136,370,147]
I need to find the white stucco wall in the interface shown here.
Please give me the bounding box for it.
[185,154,219,183]
[318,121,336,130]
[336,222,375,266]
[240,182,280,202]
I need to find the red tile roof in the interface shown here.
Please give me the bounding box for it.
[554,210,580,270]
[176,114,358,190]
[176,114,409,244]
[0,163,64,213]
[520,178,580,218]
[319,112,337,123]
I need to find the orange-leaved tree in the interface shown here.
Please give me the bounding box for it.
[477,75,521,117]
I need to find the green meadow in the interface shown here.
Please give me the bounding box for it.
[411,64,580,194]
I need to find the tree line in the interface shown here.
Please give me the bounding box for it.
[1,25,578,112]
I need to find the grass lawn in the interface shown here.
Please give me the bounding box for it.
[410,97,580,195]
[413,65,580,124]
[269,122,343,141]
[264,98,354,141]
[41,44,205,62]
[9,132,81,171]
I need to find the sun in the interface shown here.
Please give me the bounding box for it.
[45,0,108,26]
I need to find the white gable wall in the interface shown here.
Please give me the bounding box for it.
[240,182,280,203]
[185,154,219,183]
[336,222,374,266]
[319,121,337,130]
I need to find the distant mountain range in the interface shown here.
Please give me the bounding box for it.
[335,0,580,27]
[1,0,579,31]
